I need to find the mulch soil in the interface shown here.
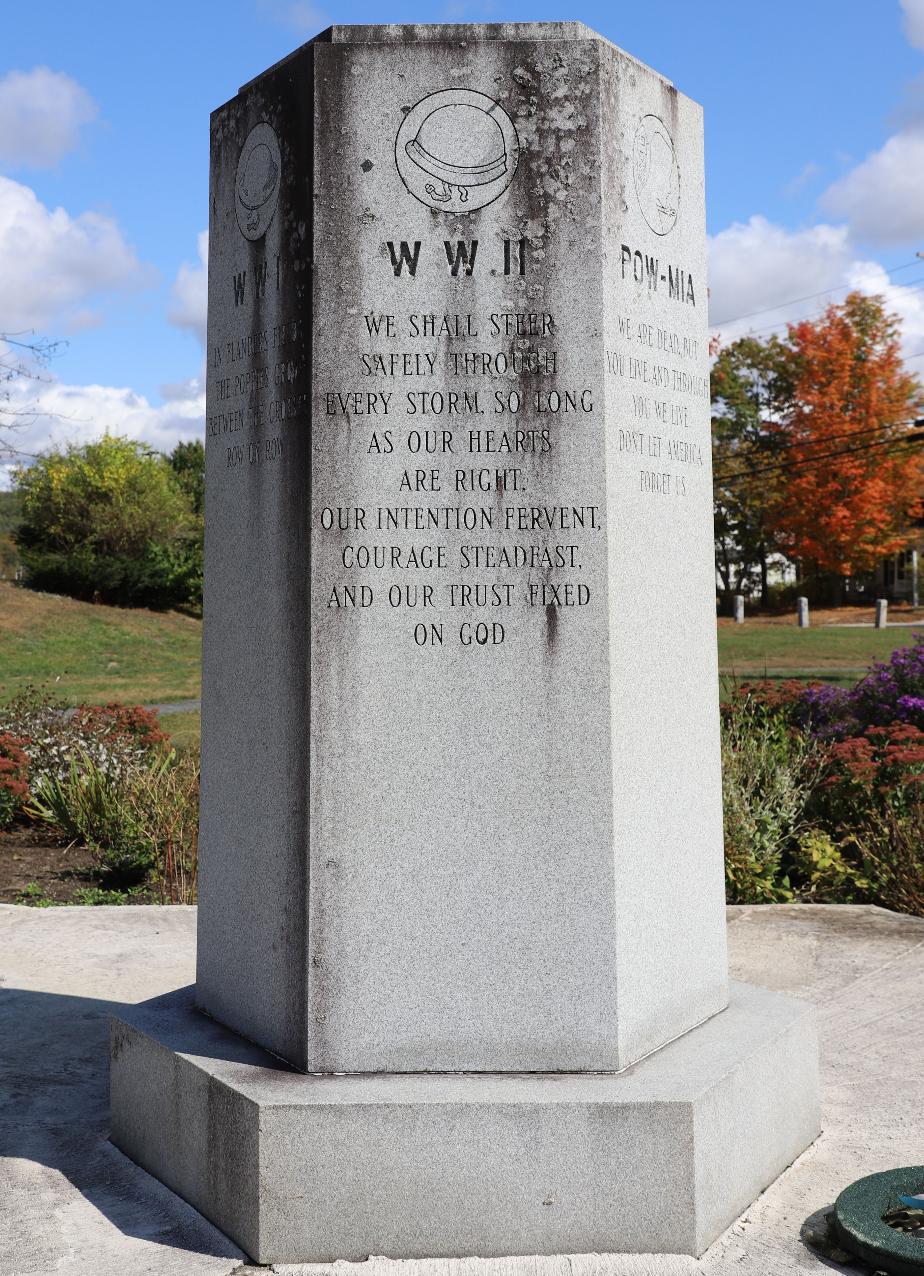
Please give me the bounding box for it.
[0,821,100,903]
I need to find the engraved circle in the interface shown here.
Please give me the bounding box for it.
[633,115,680,237]
[235,122,282,241]
[395,89,519,214]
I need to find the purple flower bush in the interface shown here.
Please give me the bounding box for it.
[725,635,924,915]
[848,635,924,731]
[749,634,924,740]
[794,682,856,741]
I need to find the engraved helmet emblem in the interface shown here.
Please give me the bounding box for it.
[395,88,519,214]
[632,114,680,237]
[235,121,282,242]
[405,102,508,205]
[239,143,278,210]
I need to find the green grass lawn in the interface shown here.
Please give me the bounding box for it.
[2,580,920,723]
[718,623,919,684]
[159,709,201,750]
[0,582,201,706]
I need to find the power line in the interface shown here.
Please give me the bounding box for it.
[712,277,924,343]
[714,417,924,465]
[709,257,923,329]
[715,432,924,485]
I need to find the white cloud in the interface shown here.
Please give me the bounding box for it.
[901,0,924,51]
[0,373,204,486]
[0,67,97,169]
[708,216,854,336]
[820,129,924,246]
[708,215,924,364]
[0,175,148,333]
[846,257,924,362]
[168,230,208,345]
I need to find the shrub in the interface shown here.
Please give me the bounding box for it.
[0,687,163,785]
[848,635,924,730]
[126,750,199,903]
[790,828,871,903]
[0,732,30,828]
[69,702,166,754]
[721,699,820,903]
[13,435,201,608]
[27,751,154,885]
[813,721,924,831]
[732,679,814,717]
[26,744,199,898]
[842,805,924,917]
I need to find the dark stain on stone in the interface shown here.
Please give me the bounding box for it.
[545,602,558,646]
[361,158,373,172]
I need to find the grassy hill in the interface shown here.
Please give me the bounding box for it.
[0,581,201,705]
[1,581,920,716]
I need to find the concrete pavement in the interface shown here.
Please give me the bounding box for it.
[2,902,923,1275]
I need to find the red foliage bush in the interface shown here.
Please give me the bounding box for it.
[70,703,167,755]
[0,732,31,828]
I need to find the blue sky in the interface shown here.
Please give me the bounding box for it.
[3,0,924,471]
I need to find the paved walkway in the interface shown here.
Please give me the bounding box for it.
[2,903,923,1275]
[145,700,201,716]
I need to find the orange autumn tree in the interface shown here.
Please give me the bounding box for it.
[768,293,924,586]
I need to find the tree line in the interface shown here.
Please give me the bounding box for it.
[3,289,922,616]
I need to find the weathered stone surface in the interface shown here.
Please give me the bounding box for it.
[110,980,819,1265]
[198,19,726,1077]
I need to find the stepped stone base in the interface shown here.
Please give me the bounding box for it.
[109,982,819,1265]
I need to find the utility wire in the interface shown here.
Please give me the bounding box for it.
[715,432,924,485]
[712,277,924,343]
[709,257,923,329]
[714,417,924,460]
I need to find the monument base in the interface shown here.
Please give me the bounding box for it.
[109,983,819,1265]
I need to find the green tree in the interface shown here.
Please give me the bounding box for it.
[711,335,794,608]
[169,439,205,515]
[14,435,199,608]
[0,490,23,578]
[167,438,204,609]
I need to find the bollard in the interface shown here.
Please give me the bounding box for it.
[733,594,745,624]
[797,597,810,628]
[875,598,888,629]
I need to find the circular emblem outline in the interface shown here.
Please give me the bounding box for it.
[235,121,282,242]
[395,88,520,214]
[632,114,680,237]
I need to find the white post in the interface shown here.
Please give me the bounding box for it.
[797,597,810,628]
[875,598,888,629]
[913,549,919,609]
[733,594,745,624]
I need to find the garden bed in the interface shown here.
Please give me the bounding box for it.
[0,821,122,905]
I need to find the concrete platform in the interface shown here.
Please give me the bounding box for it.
[3,903,924,1274]
[109,982,819,1264]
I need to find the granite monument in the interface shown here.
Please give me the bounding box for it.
[110,22,820,1264]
